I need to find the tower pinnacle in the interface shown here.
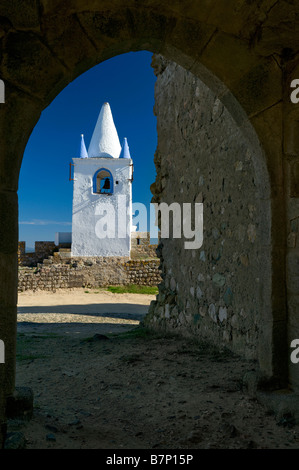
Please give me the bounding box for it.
[88,102,121,158]
[119,137,131,159]
[79,134,88,158]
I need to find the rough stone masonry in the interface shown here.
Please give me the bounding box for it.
[18,258,161,292]
[18,236,161,291]
[145,56,269,361]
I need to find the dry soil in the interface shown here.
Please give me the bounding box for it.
[7,288,299,449]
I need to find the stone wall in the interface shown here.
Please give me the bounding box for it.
[18,233,158,266]
[131,232,160,259]
[18,241,56,267]
[18,258,161,292]
[17,233,161,291]
[145,56,269,361]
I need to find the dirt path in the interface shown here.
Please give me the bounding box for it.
[8,289,299,449]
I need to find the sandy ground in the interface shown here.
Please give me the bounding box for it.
[17,288,151,337]
[8,288,299,449]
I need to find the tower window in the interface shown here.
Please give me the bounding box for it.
[93,169,113,195]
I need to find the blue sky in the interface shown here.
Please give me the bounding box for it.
[19,51,157,250]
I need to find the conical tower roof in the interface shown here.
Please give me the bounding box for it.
[119,137,131,159]
[79,134,88,158]
[88,102,121,158]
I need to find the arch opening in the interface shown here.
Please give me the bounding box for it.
[16,48,278,384]
[94,169,114,195]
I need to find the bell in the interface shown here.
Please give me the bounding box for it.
[102,178,111,190]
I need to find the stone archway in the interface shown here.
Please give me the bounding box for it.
[0,1,298,446]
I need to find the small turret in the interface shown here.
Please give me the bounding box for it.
[79,134,88,159]
[119,137,131,159]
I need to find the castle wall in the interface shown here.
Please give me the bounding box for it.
[18,232,157,267]
[18,234,160,290]
[145,57,270,361]
[18,241,56,267]
[130,232,160,259]
[18,258,161,292]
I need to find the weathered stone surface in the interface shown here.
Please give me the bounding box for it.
[144,56,271,362]
[2,32,66,102]
[0,0,39,30]
[18,257,162,292]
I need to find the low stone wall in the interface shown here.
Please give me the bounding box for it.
[130,232,160,259]
[130,245,159,259]
[19,233,158,266]
[18,241,57,267]
[18,258,161,292]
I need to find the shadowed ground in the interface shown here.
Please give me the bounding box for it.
[9,289,299,449]
[17,288,152,337]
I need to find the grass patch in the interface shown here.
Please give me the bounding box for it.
[108,326,175,342]
[106,284,158,295]
[109,326,152,340]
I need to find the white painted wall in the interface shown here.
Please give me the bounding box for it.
[71,157,132,257]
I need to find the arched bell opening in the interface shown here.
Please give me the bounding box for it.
[93,168,114,195]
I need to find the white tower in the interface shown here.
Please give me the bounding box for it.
[71,102,133,257]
